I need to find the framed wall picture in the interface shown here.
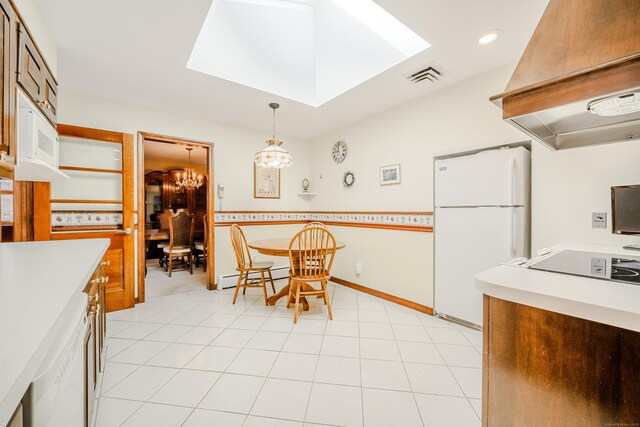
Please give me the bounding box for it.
[380,163,401,185]
[254,165,281,199]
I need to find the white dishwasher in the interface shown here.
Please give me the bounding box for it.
[25,292,88,427]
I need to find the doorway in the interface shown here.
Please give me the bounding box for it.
[137,132,215,303]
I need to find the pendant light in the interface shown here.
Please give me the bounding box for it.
[254,103,293,169]
[175,147,204,189]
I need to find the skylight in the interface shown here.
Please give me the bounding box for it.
[187,0,430,106]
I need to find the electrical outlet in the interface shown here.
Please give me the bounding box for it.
[592,212,607,229]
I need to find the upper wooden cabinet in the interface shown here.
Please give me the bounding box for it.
[0,0,58,165]
[0,3,10,161]
[16,21,57,125]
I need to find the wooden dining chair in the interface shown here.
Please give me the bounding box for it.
[304,221,328,229]
[163,210,195,277]
[194,215,207,271]
[288,226,336,323]
[230,224,276,305]
[156,211,170,267]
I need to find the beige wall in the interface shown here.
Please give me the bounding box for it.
[59,63,640,308]
[531,140,640,251]
[309,62,640,308]
[58,90,313,290]
[308,64,526,306]
[308,64,525,212]
[59,90,312,213]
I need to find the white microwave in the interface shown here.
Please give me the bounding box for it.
[15,89,68,181]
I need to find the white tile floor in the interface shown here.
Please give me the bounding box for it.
[144,259,208,299]
[97,278,482,426]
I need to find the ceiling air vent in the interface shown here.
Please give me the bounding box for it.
[407,65,442,83]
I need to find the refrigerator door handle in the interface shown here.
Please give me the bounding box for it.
[510,207,517,257]
[508,156,516,205]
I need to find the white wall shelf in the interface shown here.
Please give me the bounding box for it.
[297,192,317,197]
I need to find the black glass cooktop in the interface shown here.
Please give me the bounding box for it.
[529,250,640,285]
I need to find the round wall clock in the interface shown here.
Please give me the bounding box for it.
[332,140,347,163]
[343,171,355,187]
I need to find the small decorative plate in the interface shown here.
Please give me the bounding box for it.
[343,171,355,187]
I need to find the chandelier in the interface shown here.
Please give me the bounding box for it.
[175,147,204,189]
[254,103,293,169]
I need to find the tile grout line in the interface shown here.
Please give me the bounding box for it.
[384,298,427,427]
[100,272,482,426]
[428,327,481,421]
[242,290,293,424]
[121,288,264,425]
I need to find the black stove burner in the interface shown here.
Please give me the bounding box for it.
[611,258,640,283]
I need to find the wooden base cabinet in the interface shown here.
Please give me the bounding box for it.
[83,260,107,427]
[482,295,640,427]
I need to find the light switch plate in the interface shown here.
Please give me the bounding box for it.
[591,257,606,276]
[592,212,607,229]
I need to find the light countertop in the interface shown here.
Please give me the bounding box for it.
[476,243,640,332]
[0,238,109,425]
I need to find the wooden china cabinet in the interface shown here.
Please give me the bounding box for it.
[144,169,207,230]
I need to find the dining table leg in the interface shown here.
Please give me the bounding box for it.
[267,282,324,311]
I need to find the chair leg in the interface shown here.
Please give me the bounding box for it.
[260,270,268,306]
[286,277,293,308]
[168,255,173,278]
[294,282,301,324]
[203,252,207,272]
[322,281,333,320]
[243,270,249,295]
[189,252,193,275]
[267,269,276,293]
[232,271,243,305]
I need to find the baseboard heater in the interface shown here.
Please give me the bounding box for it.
[216,266,289,290]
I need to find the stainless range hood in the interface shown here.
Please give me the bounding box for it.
[491,0,640,150]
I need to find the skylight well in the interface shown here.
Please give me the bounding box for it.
[187,0,430,106]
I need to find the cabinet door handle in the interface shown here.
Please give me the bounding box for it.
[36,100,51,110]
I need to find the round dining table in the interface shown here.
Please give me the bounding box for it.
[248,238,346,309]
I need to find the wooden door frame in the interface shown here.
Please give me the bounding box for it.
[137,132,215,303]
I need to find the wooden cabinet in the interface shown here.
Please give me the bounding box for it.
[83,260,107,427]
[0,2,9,161]
[16,21,56,125]
[144,169,207,230]
[482,295,640,426]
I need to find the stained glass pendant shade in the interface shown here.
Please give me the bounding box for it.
[254,103,293,169]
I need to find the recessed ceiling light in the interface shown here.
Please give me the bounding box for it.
[478,29,502,45]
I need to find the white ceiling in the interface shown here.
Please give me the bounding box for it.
[144,141,208,165]
[36,0,548,139]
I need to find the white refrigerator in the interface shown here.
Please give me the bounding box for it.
[434,146,530,327]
